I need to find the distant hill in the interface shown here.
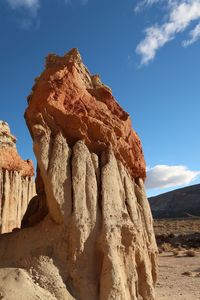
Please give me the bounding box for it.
[148,184,200,219]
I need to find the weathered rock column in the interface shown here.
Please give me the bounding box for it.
[0,121,35,233]
[24,49,158,300]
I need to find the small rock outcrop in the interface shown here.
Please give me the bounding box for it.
[0,121,35,233]
[0,49,157,300]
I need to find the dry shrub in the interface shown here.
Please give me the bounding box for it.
[161,243,172,252]
[172,249,179,256]
[185,250,196,257]
[182,271,192,276]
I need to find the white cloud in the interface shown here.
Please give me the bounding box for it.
[5,0,88,29]
[6,0,40,15]
[182,22,200,46]
[145,164,200,190]
[5,0,40,29]
[6,0,88,14]
[135,0,161,13]
[136,0,200,65]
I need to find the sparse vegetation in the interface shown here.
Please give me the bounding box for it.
[154,218,200,249]
[161,243,172,252]
[182,271,192,276]
[185,249,196,257]
[172,249,179,256]
[154,218,200,235]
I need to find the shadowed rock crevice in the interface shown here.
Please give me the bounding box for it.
[21,194,48,229]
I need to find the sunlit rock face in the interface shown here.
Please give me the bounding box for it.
[0,121,35,233]
[0,49,157,300]
[25,48,146,180]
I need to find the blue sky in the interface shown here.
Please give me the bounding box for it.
[0,0,199,196]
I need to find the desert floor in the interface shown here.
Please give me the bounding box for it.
[154,218,200,235]
[156,251,200,300]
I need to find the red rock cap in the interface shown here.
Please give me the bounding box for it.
[0,121,34,177]
[25,48,146,179]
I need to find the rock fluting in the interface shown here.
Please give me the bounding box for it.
[0,49,157,300]
[0,121,35,233]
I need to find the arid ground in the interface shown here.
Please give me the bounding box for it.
[157,251,200,300]
[155,219,200,300]
[154,218,200,235]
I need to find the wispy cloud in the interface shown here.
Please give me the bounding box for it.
[136,0,200,65]
[6,0,40,16]
[145,164,200,190]
[135,0,161,13]
[5,0,89,29]
[182,22,200,46]
[5,0,40,29]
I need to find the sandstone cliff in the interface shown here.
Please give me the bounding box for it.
[0,121,35,233]
[0,49,157,300]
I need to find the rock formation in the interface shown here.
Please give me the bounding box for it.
[0,121,35,233]
[0,49,158,300]
[25,49,146,180]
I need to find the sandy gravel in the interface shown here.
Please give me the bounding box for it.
[156,252,200,300]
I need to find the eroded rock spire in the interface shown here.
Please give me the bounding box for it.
[0,121,35,233]
[0,49,157,300]
[26,48,146,180]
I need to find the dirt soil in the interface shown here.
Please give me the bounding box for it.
[156,251,200,300]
